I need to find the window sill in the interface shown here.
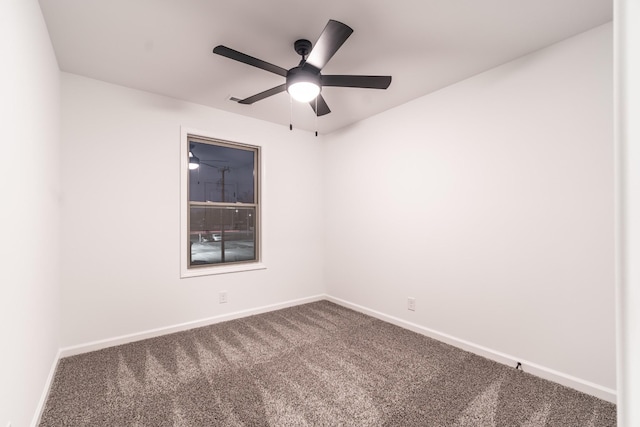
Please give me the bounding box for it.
[181,262,266,278]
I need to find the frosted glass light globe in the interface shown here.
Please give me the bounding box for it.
[288,81,320,103]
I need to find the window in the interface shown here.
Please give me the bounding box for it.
[181,129,263,277]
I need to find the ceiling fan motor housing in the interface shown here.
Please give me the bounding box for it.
[286,66,321,92]
[294,39,312,57]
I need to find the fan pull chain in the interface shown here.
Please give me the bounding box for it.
[315,97,318,137]
[289,95,293,131]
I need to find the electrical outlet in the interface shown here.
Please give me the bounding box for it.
[408,297,416,311]
[219,291,228,304]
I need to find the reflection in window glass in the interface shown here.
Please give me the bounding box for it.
[189,142,254,203]
[187,137,259,268]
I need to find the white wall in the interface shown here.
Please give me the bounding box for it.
[60,73,324,347]
[0,1,61,426]
[616,0,640,424]
[324,23,615,393]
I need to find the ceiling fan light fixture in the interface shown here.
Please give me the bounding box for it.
[288,81,320,103]
[286,67,321,103]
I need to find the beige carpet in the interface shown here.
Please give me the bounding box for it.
[40,301,616,426]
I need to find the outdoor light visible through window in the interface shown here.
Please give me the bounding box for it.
[189,151,200,170]
[287,81,320,103]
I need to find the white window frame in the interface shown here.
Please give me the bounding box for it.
[180,127,266,277]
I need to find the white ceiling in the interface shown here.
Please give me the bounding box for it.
[39,0,612,134]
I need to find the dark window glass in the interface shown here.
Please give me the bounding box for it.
[189,206,256,265]
[188,141,255,203]
[187,137,259,268]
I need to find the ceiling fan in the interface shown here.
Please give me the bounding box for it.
[212,19,392,118]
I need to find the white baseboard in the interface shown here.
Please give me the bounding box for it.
[325,295,617,404]
[59,294,325,358]
[31,348,61,427]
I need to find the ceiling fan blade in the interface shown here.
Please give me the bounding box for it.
[322,75,392,89]
[213,45,288,77]
[237,84,287,104]
[201,162,223,168]
[310,94,331,116]
[303,20,353,72]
